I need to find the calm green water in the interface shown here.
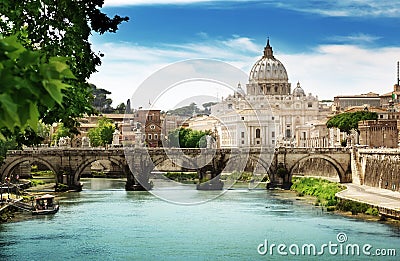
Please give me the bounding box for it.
[0,178,399,260]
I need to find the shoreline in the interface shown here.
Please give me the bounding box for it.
[3,179,400,228]
[288,177,400,227]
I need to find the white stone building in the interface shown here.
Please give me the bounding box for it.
[210,39,330,148]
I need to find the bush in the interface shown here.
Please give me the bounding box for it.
[365,207,379,216]
[336,200,369,215]
[165,172,197,182]
[30,180,46,186]
[291,177,345,207]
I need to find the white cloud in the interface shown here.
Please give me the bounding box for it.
[280,45,400,100]
[89,36,258,108]
[103,0,400,17]
[265,0,400,17]
[328,33,381,44]
[104,0,214,7]
[90,36,400,109]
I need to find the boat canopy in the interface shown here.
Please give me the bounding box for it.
[35,194,55,200]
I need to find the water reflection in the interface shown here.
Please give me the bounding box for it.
[0,178,399,260]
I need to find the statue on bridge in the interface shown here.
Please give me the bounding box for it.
[58,137,71,147]
[81,137,90,148]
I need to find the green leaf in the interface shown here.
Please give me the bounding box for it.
[0,93,19,125]
[42,79,65,105]
[26,102,39,131]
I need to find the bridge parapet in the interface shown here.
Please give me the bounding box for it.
[2,147,353,191]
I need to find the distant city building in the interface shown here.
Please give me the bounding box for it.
[333,92,381,112]
[131,110,162,147]
[75,110,162,147]
[211,39,329,147]
[358,120,398,148]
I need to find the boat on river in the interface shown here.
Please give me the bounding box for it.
[32,194,59,215]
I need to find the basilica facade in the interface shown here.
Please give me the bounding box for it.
[210,40,329,148]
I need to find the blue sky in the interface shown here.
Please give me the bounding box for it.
[89,0,400,108]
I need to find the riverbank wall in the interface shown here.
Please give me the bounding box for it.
[351,148,400,192]
[336,187,400,220]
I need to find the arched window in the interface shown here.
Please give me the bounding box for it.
[256,128,261,139]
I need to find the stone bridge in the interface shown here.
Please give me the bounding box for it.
[0,147,351,191]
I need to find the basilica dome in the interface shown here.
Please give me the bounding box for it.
[248,39,288,84]
[293,82,306,97]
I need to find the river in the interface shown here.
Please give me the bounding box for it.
[0,178,399,260]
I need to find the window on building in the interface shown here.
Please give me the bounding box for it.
[286,129,291,138]
[271,131,275,138]
[256,129,261,138]
[148,134,152,140]
[241,117,245,120]
[274,87,278,92]
[272,117,275,120]
[257,141,260,145]
[241,140,244,145]
[155,134,158,140]
[228,104,233,109]
[241,132,245,138]
[308,102,312,108]
[380,115,383,119]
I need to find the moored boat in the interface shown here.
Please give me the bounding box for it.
[32,194,59,215]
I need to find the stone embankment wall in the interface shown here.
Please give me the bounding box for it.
[354,149,400,192]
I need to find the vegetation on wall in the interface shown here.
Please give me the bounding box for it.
[291,177,345,207]
[291,177,380,216]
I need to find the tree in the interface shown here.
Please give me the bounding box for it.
[167,128,212,148]
[167,103,200,117]
[91,84,114,113]
[0,35,74,139]
[88,117,115,147]
[0,1,129,136]
[202,102,217,114]
[114,103,127,114]
[326,111,378,134]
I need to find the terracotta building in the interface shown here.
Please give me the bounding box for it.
[358,120,398,148]
[135,110,162,147]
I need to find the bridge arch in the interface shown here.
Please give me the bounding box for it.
[73,156,127,184]
[221,153,273,179]
[1,157,57,181]
[288,154,345,182]
[149,152,215,172]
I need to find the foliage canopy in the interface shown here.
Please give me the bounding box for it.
[326,111,378,134]
[88,117,115,147]
[0,0,128,136]
[0,35,74,139]
[168,128,213,148]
